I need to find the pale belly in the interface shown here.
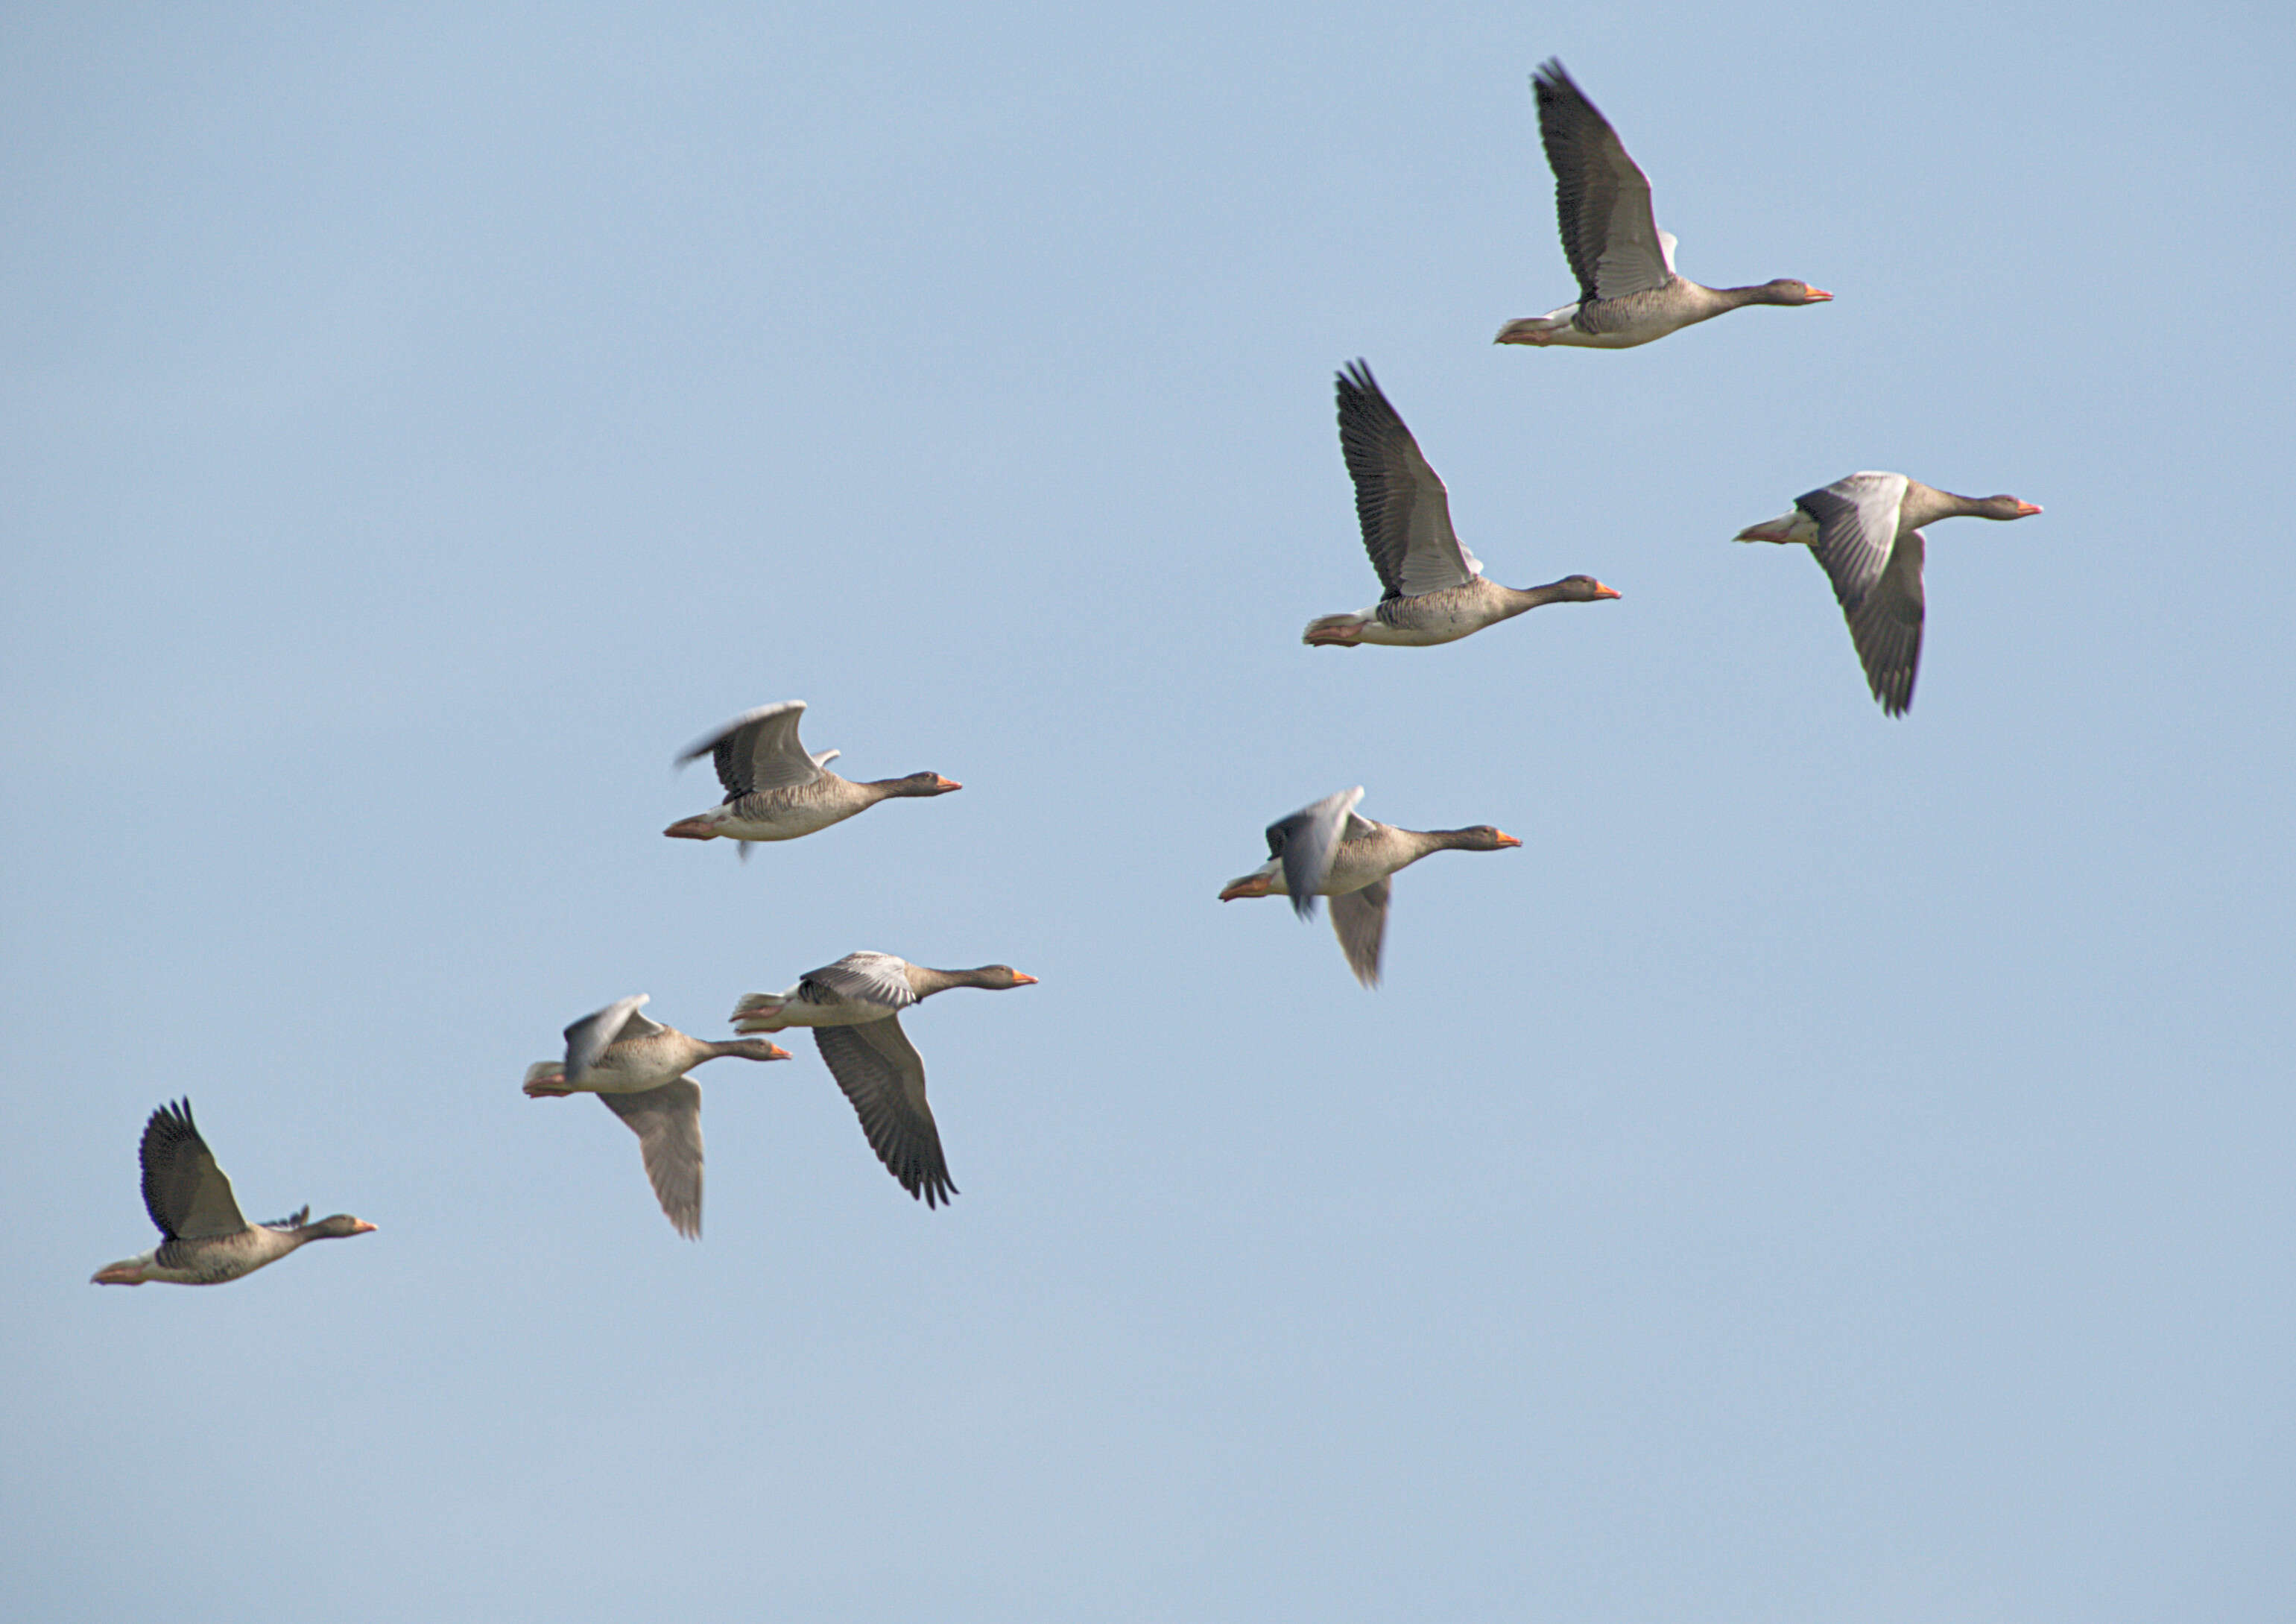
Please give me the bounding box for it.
[1363,584,1512,645]
[750,999,894,1030]
[716,800,856,841]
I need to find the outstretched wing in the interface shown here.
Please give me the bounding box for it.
[813,1017,956,1208]
[138,1099,249,1241]
[1845,530,1926,715]
[1328,876,1391,988]
[1265,786,1364,921]
[676,701,823,798]
[1532,60,1673,303]
[597,1081,704,1239]
[1797,473,1908,616]
[1335,361,1481,600]
[1794,473,1920,715]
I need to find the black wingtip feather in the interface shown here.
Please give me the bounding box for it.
[136,1097,206,1241]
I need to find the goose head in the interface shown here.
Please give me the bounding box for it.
[302,1214,379,1240]
[886,772,963,797]
[967,965,1038,990]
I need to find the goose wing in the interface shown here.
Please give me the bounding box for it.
[813,1017,956,1207]
[1265,786,1364,920]
[1795,473,1920,715]
[1327,876,1391,988]
[1845,530,1926,716]
[1336,362,1482,599]
[677,701,823,797]
[597,1080,703,1239]
[137,1099,249,1241]
[800,952,920,1011]
[563,994,651,1087]
[1532,60,1673,303]
[1797,473,1909,616]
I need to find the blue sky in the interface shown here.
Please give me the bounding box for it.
[4,4,2292,1620]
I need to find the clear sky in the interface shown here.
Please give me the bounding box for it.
[4,4,2292,1620]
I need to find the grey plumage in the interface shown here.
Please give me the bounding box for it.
[1267,788,1367,921]
[1740,472,2041,716]
[677,700,827,799]
[813,1020,957,1208]
[94,1099,374,1286]
[1335,361,1481,600]
[563,993,657,1088]
[139,1098,246,1241]
[1533,59,1672,306]
[800,952,923,1011]
[598,1080,705,1239]
[1327,876,1392,988]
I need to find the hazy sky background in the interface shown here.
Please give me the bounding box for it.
[4,4,2292,1620]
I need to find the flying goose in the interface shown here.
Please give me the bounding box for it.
[1735,472,2042,715]
[730,953,1038,1207]
[1219,788,1520,985]
[664,701,961,854]
[91,1099,375,1286]
[1496,60,1830,349]
[522,995,791,1238]
[1303,361,1620,648]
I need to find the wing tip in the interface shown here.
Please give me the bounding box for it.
[674,699,808,766]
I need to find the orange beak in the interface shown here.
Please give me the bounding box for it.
[351,1220,379,1234]
[1494,832,1523,848]
[1011,973,1040,986]
[767,1044,794,1061]
[1805,287,1833,301]
[2016,502,2043,516]
[935,777,964,792]
[1593,582,1622,599]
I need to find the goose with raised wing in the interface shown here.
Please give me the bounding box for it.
[730,953,1037,1208]
[1496,60,1829,350]
[91,1099,375,1286]
[1303,361,1620,648]
[1736,472,2042,715]
[663,701,961,853]
[522,995,791,1238]
[1218,789,1520,986]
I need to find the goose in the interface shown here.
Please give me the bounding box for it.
[91,1099,375,1286]
[730,953,1038,1207]
[1735,472,2042,715]
[663,701,961,855]
[1496,60,1830,350]
[522,995,791,1238]
[1218,788,1520,985]
[1303,361,1621,648]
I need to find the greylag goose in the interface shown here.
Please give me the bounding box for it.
[91,1099,375,1286]
[1303,361,1621,648]
[730,953,1038,1207]
[1735,472,2042,715]
[522,995,792,1238]
[1218,788,1520,986]
[1495,60,1830,349]
[664,701,961,854]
